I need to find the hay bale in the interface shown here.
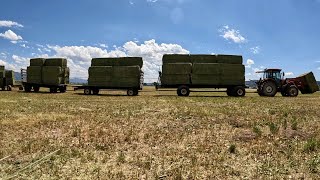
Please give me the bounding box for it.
[89,66,113,78]
[44,58,67,67]
[88,77,112,86]
[162,54,191,64]
[5,70,14,78]
[27,66,42,84]
[162,63,192,75]
[91,57,143,68]
[30,58,45,66]
[297,72,319,93]
[0,66,5,71]
[190,55,218,63]
[191,75,220,85]
[112,66,141,77]
[217,55,243,64]
[161,74,191,85]
[110,77,140,87]
[219,76,245,86]
[42,66,63,85]
[220,64,245,75]
[0,71,4,79]
[193,63,220,75]
[5,78,14,86]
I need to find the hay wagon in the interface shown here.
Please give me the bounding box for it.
[20,58,70,93]
[156,54,246,97]
[74,57,144,96]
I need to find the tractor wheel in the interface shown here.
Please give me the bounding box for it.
[177,85,190,96]
[287,85,299,97]
[233,86,246,97]
[281,91,289,97]
[92,89,99,95]
[84,88,91,95]
[33,86,40,92]
[261,81,277,97]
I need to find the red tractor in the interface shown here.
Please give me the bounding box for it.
[256,69,319,97]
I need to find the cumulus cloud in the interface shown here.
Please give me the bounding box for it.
[0,59,21,72]
[245,59,255,68]
[285,72,294,77]
[0,20,23,28]
[250,46,260,54]
[220,26,246,44]
[0,30,23,41]
[47,39,189,81]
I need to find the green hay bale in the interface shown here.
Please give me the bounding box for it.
[162,63,192,75]
[88,77,112,86]
[219,76,245,86]
[112,66,141,77]
[5,70,14,78]
[91,57,143,68]
[162,54,191,64]
[42,66,64,85]
[216,55,243,64]
[191,75,220,85]
[44,58,67,67]
[111,77,140,87]
[190,55,218,63]
[192,63,220,75]
[161,74,191,85]
[0,71,4,79]
[5,78,14,86]
[0,66,5,71]
[27,66,42,84]
[89,66,113,78]
[220,64,245,75]
[297,72,319,93]
[30,58,45,66]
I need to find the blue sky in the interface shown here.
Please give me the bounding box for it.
[1,0,320,81]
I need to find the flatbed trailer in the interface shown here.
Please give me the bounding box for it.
[73,85,142,96]
[155,84,246,97]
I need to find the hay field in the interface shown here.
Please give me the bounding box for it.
[0,87,320,179]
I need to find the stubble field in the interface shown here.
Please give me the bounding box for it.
[0,87,320,179]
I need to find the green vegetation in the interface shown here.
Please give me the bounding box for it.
[0,87,319,179]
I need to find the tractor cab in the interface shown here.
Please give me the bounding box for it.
[256,69,284,85]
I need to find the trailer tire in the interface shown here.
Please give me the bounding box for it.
[233,86,245,97]
[50,87,57,93]
[59,87,66,93]
[92,89,99,95]
[33,86,40,92]
[287,85,299,97]
[261,81,277,97]
[84,88,91,95]
[127,89,135,96]
[177,85,190,96]
[25,85,32,92]
[133,89,139,96]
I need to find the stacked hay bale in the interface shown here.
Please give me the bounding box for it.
[5,70,15,86]
[296,72,319,93]
[27,58,69,85]
[0,66,5,88]
[161,54,245,86]
[88,57,143,88]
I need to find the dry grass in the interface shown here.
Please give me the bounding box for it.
[0,87,320,179]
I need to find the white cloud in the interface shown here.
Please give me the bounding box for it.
[0,30,23,41]
[0,59,20,72]
[12,55,28,65]
[99,43,108,48]
[220,26,246,44]
[0,20,23,28]
[20,44,29,48]
[285,72,294,77]
[47,39,189,81]
[147,0,158,2]
[250,46,260,54]
[245,59,255,68]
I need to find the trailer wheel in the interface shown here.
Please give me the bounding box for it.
[92,89,99,95]
[59,87,66,93]
[84,88,91,95]
[177,85,190,96]
[33,86,40,92]
[25,85,32,92]
[287,85,299,97]
[133,89,139,96]
[233,86,245,97]
[127,89,135,96]
[50,87,57,93]
[19,86,24,91]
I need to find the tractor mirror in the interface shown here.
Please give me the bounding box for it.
[282,72,285,77]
